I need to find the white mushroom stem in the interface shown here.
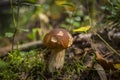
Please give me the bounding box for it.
[49,49,65,72]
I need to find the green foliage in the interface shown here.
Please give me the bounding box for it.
[5,32,14,38]
[0,50,46,79]
[63,59,85,75]
[59,1,92,31]
[27,28,39,41]
[0,49,88,79]
[101,0,120,26]
[27,28,45,41]
[25,0,38,4]
[0,60,8,69]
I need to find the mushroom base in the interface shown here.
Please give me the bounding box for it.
[49,49,65,72]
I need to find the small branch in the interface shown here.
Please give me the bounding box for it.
[10,0,18,52]
[0,40,43,57]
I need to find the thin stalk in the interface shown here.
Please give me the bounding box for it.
[10,0,19,52]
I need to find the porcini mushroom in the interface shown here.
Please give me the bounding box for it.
[43,28,73,72]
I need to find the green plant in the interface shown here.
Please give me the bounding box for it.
[101,0,120,26]
[0,49,46,80]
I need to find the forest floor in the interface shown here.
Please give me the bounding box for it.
[0,26,120,80]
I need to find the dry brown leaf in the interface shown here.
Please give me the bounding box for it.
[95,51,115,70]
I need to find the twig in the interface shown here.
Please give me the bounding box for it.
[0,40,43,57]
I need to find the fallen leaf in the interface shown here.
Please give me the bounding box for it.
[55,0,67,6]
[95,51,115,70]
[55,0,76,11]
[114,63,120,70]
[73,25,91,33]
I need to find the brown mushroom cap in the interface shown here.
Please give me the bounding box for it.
[43,28,73,49]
